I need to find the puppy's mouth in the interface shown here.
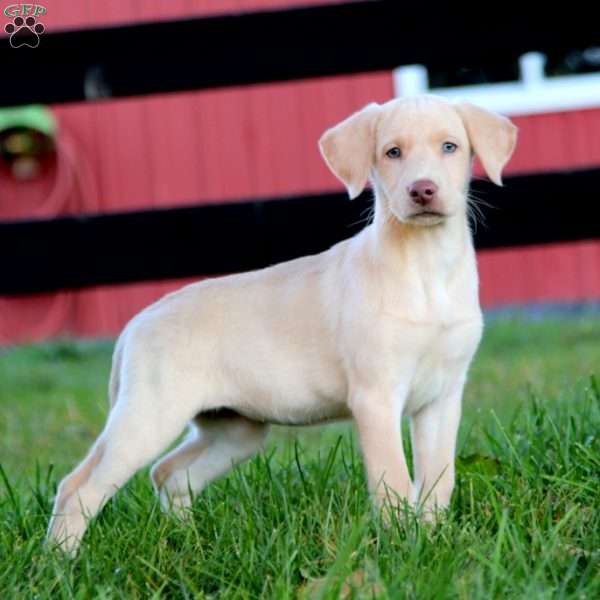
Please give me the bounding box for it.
[406,211,447,225]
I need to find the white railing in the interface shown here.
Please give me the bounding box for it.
[393,53,600,116]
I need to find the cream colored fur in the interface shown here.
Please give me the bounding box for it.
[47,95,517,553]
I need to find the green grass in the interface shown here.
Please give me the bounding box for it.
[1,318,599,598]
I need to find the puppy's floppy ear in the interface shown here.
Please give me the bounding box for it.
[456,102,518,186]
[319,103,380,199]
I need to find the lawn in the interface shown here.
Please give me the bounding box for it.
[0,318,599,598]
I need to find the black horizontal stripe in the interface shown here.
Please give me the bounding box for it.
[1,168,599,295]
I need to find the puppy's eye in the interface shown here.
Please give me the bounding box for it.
[386,147,401,159]
[442,142,458,153]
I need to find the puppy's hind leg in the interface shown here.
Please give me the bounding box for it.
[151,410,269,515]
[47,356,198,554]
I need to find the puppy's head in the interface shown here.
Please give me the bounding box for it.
[319,95,517,226]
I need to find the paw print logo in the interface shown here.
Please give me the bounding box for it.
[5,15,45,48]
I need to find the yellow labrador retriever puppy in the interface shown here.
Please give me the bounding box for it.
[48,95,517,553]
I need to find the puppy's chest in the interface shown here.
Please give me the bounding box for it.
[392,318,482,415]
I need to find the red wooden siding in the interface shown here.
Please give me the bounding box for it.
[506,110,600,175]
[479,241,600,308]
[1,0,346,34]
[2,1,600,344]
[1,72,393,221]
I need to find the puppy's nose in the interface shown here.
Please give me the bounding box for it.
[409,179,438,206]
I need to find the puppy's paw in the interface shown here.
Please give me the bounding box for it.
[46,514,84,557]
[372,491,415,527]
[415,499,451,528]
[157,488,194,520]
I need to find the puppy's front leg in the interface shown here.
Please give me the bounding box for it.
[352,390,411,509]
[410,381,464,515]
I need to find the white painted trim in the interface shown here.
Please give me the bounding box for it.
[393,53,600,116]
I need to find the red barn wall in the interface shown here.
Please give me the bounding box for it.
[2,0,346,33]
[1,1,600,345]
